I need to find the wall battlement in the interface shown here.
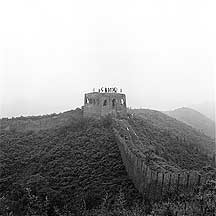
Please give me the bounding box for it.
[83,88,127,118]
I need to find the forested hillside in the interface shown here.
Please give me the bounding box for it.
[0,110,215,215]
[0,108,83,132]
[130,109,215,157]
[0,117,141,215]
[124,116,213,171]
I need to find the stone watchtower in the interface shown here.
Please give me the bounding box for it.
[83,87,127,118]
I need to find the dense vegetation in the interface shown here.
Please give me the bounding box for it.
[0,109,83,132]
[127,112,214,171]
[0,109,215,215]
[130,109,215,158]
[0,117,140,215]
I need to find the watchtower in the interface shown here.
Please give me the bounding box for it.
[83,87,127,118]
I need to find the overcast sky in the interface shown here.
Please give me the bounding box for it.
[0,0,215,117]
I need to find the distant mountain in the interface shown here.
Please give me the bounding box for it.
[190,101,215,122]
[164,107,215,139]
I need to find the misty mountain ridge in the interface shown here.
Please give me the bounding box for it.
[190,101,215,122]
[164,107,215,139]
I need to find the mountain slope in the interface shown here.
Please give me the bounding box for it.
[164,107,215,139]
[0,109,215,214]
[129,109,215,167]
[190,101,215,122]
[0,118,140,214]
[0,108,83,132]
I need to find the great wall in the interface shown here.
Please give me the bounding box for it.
[113,118,207,200]
[0,88,213,200]
[82,87,211,199]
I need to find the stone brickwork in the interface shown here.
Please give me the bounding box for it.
[83,90,127,118]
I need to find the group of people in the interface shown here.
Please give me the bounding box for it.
[93,87,122,93]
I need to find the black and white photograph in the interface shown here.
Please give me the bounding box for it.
[0,0,215,215]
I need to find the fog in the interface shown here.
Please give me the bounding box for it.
[0,0,215,117]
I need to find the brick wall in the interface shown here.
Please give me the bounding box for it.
[83,92,127,118]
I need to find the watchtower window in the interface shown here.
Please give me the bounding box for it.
[120,98,126,107]
[112,99,116,108]
[85,98,90,104]
[103,100,107,106]
[89,98,93,104]
[120,99,124,105]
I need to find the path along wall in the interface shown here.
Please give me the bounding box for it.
[113,119,208,200]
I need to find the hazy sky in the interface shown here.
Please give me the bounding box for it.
[0,0,215,117]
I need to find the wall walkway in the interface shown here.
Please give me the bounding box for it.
[113,118,207,200]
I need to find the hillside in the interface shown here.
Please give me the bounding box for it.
[0,109,215,215]
[129,109,215,167]
[0,108,83,132]
[164,107,215,139]
[0,118,140,215]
